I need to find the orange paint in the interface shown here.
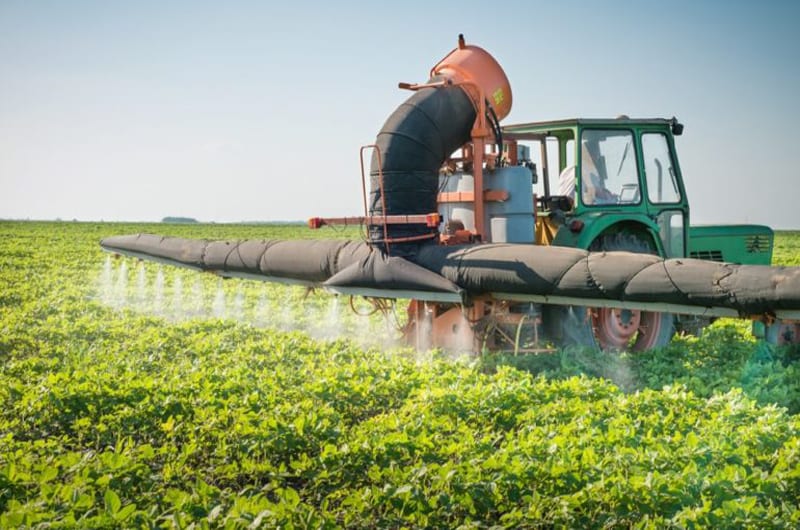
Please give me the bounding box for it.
[430,38,512,120]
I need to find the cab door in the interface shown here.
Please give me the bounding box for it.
[639,131,688,257]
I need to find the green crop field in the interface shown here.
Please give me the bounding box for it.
[2,221,800,528]
[774,231,800,266]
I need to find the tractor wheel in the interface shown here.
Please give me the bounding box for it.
[765,321,800,345]
[545,233,675,351]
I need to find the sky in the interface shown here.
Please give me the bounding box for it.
[1,0,799,228]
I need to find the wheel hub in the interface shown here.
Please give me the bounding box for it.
[593,308,641,350]
[591,308,663,351]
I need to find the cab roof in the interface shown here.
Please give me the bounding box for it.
[502,117,681,138]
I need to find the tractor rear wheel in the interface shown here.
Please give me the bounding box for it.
[765,321,800,345]
[545,233,675,351]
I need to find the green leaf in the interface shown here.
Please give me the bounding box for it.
[104,489,121,515]
[294,415,305,436]
[138,443,155,459]
[114,503,136,521]
[75,494,94,510]
[4,462,16,481]
[161,416,176,433]
[685,431,699,449]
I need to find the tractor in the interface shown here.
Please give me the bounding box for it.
[101,35,800,353]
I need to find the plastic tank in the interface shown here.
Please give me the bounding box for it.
[486,166,534,243]
[438,171,476,231]
[438,167,534,243]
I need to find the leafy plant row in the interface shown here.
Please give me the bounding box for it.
[1,221,799,528]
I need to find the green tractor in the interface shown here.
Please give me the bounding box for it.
[502,117,776,350]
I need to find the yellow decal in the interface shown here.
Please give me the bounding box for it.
[492,88,504,107]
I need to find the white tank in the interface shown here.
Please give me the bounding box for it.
[438,171,476,231]
[438,166,535,243]
[486,166,535,243]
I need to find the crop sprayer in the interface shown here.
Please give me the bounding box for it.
[101,35,800,352]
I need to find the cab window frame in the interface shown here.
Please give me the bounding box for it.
[578,127,642,208]
[640,131,683,205]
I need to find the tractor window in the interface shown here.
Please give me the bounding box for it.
[642,133,681,203]
[580,129,639,206]
[656,210,685,258]
[518,138,553,198]
[545,137,561,188]
[564,139,575,168]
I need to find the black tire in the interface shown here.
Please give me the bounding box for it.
[546,232,675,351]
[543,304,598,348]
[765,322,800,345]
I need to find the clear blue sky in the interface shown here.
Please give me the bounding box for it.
[2,0,799,228]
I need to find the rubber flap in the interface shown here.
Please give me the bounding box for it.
[325,252,463,297]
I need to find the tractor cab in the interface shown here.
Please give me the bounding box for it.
[503,117,689,258]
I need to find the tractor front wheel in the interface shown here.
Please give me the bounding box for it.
[545,233,675,351]
[590,233,674,351]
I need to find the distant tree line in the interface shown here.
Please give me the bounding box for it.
[161,216,198,224]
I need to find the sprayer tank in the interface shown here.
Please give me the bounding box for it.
[438,171,476,232]
[439,166,534,243]
[486,166,535,243]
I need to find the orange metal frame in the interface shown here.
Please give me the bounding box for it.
[311,144,440,249]
[309,213,440,230]
[437,189,509,203]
